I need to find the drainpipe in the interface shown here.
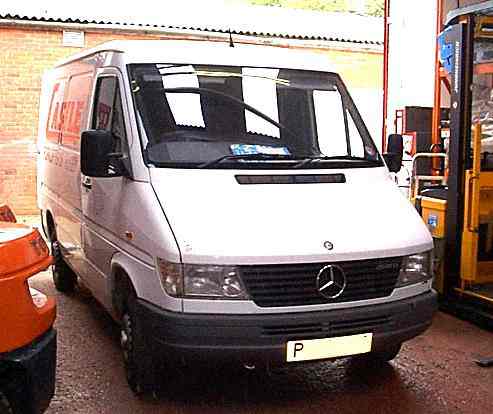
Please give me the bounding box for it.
[382,0,390,152]
[431,0,443,147]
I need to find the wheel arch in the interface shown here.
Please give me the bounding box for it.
[110,253,139,321]
[109,251,181,318]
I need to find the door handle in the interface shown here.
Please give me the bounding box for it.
[82,176,92,190]
[467,174,479,233]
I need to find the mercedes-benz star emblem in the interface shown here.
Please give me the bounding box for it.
[316,265,346,299]
[323,241,334,251]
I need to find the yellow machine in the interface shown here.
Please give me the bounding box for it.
[414,125,493,305]
[458,124,493,299]
[408,7,493,320]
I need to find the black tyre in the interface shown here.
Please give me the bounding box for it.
[0,391,13,414]
[372,343,402,362]
[51,240,77,293]
[120,288,157,396]
[354,343,402,367]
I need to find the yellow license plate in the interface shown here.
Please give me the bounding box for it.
[286,333,373,362]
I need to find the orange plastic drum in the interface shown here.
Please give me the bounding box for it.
[0,222,55,353]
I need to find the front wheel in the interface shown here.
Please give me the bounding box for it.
[354,343,402,367]
[370,343,402,363]
[120,290,158,396]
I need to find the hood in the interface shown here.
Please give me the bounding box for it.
[150,167,432,265]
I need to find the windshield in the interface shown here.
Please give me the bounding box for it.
[129,64,382,169]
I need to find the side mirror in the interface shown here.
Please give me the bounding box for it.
[383,133,403,173]
[81,130,123,177]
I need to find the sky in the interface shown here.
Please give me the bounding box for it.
[1,0,242,15]
[0,0,267,28]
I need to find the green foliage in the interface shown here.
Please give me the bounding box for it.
[245,0,384,16]
[249,0,282,5]
[249,0,347,12]
[366,0,384,16]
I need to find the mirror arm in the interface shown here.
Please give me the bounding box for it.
[110,153,131,177]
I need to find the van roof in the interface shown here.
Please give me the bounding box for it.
[54,40,336,73]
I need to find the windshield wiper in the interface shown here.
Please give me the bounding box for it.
[294,155,381,169]
[199,153,298,168]
[163,87,298,141]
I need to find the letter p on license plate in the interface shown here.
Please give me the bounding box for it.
[286,333,373,362]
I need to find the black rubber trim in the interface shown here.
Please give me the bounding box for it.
[0,329,57,414]
[235,174,346,185]
[136,291,437,365]
[444,20,474,293]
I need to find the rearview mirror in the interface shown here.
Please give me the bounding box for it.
[383,153,402,173]
[81,130,123,177]
[383,134,403,173]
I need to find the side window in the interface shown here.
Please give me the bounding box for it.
[314,90,366,158]
[46,80,66,143]
[92,76,128,155]
[61,73,92,149]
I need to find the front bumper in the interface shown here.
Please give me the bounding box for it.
[137,290,437,365]
[0,329,57,414]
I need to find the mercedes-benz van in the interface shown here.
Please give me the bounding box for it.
[38,40,437,393]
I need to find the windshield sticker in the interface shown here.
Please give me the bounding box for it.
[230,144,291,156]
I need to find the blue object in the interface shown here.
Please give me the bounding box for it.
[230,144,290,156]
[428,214,438,229]
[438,28,454,75]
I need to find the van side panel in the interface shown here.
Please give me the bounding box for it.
[56,70,94,274]
[39,60,97,280]
[82,180,182,313]
[39,75,68,237]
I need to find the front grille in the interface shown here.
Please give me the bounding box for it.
[240,257,402,308]
[262,315,393,339]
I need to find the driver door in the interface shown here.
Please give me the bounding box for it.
[81,68,131,305]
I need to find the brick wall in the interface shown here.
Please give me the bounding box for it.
[0,23,382,214]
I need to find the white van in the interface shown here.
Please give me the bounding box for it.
[38,40,436,393]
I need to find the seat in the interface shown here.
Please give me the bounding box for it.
[420,186,448,201]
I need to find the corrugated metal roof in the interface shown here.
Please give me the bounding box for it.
[0,2,383,45]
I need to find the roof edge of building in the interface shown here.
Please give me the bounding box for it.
[0,14,383,47]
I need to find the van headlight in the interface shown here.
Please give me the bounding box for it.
[396,251,433,287]
[157,258,249,299]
